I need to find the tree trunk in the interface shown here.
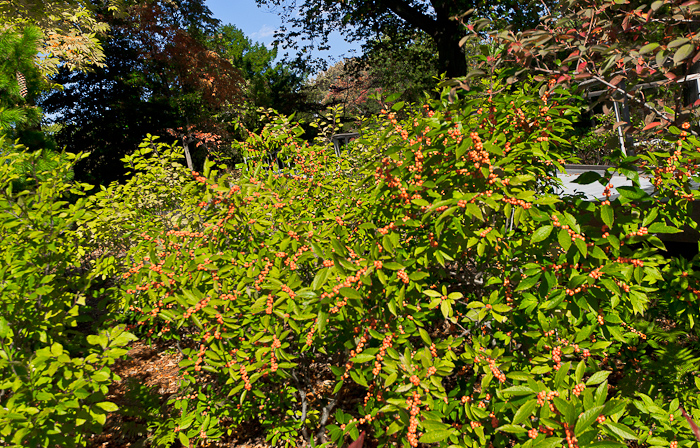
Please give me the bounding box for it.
[382,0,467,78]
[433,8,467,78]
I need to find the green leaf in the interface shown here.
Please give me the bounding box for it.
[312,267,330,290]
[352,353,375,363]
[553,397,576,424]
[558,228,572,251]
[419,429,453,443]
[573,171,602,185]
[647,223,682,234]
[604,421,638,440]
[382,235,395,255]
[386,421,401,436]
[349,369,368,387]
[602,399,626,416]
[95,401,119,412]
[587,442,627,448]
[617,186,647,200]
[178,432,190,446]
[575,406,605,436]
[419,328,432,346]
[0,317,9,338]
[669,37,691,49]
[532,225,553,243]
[501,385,535,396]
[422,419,451,431]
[339,287,362,299]
[440,300,452,319]
[331,238,347,257]
[586,371,611,385]
[318,311,328,334]
[533,438,564,448]
[497,424,528,434]
[384,372,398,388]
[601,205,614,229]
[575,360,585,384]
[512,399,538,425]
[516,274,541,292]
[554,361,571,388]
[409,271,429,281]
[639,42,659,55]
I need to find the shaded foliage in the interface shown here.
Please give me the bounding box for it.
[210,24,310,128]
[41,0,245,186]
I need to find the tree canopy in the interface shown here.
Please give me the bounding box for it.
[0,26,42,132]
[210,24,308,119]
[257,0,548,77]
[306,34,439,117]
[41,0,245,185]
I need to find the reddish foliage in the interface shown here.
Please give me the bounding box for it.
[125,1,244,109]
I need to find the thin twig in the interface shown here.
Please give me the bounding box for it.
[589,74,676,124]
[582,4,600,48]
[534,66,678,126]
[314,396,338,444]
[299,389,309,441]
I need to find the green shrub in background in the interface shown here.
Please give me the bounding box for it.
[119,70,700,448]
[0,144,135,447]
[80,135,204,282]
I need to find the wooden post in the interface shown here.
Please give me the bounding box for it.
[183,116,194,171]
[183,136,194,171]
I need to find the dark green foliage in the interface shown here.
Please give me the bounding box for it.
[0,26,42,131]
[41,43,182,186]
[41,0,245,186]
[211,25,310,123]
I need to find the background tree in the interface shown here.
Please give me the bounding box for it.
[479,0,700,160]
[41,0,245,185]
[0,25,66,190]
[257,0,550,77]
[0,0,123,77]
[305,28,494,120]
[209,24,309,127]
[306,58,377,117]
[361,31,441,101]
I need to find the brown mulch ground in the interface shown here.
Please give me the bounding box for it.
[86,340,272,448]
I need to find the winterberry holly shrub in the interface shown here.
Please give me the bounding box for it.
[0,145,135,447]
[120,73,700,448]
[81,134,204,275]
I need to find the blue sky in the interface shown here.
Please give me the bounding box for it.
[205,0,362,70]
